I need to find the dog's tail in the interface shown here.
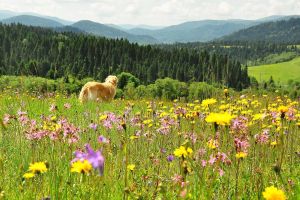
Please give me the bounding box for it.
[79,86,88,103]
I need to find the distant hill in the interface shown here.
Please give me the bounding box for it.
[1,10,300,44]
[126,16,298,43]
[0,10,17,20]
[219,18,300,43]
[2,15,64,28]
[0,10,73,25]
[71,20,159,44]
[127,20,254,43]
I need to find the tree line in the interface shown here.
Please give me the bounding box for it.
[0,23,250,90]
[157,41,299,65]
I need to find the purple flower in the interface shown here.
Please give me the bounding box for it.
[85,144,105,175]
[89,123,98,131]
[98,135,109,144]
[73,144,105,175]
[160,148,167,154]
[167,155,174,162]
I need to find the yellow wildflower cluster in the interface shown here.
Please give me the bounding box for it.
[174,146,193,158]
[23,161,48,179]
[205,112,235,126]
[201,98,217,107]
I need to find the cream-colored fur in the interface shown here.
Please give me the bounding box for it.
[79,75,118,103]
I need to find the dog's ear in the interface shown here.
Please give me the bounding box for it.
[113,76,118,85]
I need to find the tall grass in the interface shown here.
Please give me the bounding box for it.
[0,90,299,199]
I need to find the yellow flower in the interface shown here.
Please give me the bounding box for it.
[186,147,193,154]
[224,88,229,94]
[143,119,152,125]
[51,115,57,121]
[174,146,193,158]
[207,139,218,149]
[29,162,48,174]
[262,186,286,200]
[127,164,135,171]
[253,113,265,121]
[270,141,277,146]
[205,112,235,126]
[278,106,288,113]
[99,114,108,121]
[201,98,217,107]
[23,172,35,179]
[235,152,247,159]
[130,135,139,140]
[71,160,92,174]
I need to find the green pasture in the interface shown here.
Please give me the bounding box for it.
[249,56,300,84]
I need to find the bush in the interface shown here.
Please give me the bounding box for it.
[188,82,220,101]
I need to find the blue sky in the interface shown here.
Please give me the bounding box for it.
[1,0,300,25]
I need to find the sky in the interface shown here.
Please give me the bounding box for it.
[1,0,300,26]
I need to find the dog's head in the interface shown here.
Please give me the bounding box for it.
[105,75,118,86]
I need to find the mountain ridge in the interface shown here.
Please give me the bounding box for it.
[218,17,300,43]
[1,10,299,44]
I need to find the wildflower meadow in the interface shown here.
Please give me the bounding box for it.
[0,89,299,199]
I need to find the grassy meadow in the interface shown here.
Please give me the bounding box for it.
[0,89,300,199]
[248,56,300,84]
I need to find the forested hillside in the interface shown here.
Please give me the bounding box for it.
[158,41,299,65]
[0,23,249,89]
[220,18,300,43]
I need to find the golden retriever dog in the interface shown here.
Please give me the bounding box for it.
[79,75,118,103]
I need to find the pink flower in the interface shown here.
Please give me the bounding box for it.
[201,160,207,167]
[180,189,187,198]
[89,123,98,131]
[49,104,57,112]
[64,103,71,109]
[171,174,183,184]
[3,114,11,125]
[219,168,224,177]
[208,155,216,165]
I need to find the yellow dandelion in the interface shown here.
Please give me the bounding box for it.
[71,160,92,174]
[174,146,193,158]
[205,112,235,126]
[262,186,286,200]
[127,164,135,171]
[235,152,247,159]
[23,172,35,179]
[201,98,217,107]
[278,106,288,114]
[252,113,266,121]
[99,114,108,121]
[29,162,48,174]
[270,141,277,146]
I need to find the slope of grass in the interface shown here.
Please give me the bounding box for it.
[248,56,300,84]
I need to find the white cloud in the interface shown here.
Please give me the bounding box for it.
[0,0,299,25]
